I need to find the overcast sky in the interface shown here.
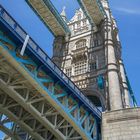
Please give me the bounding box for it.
[0,0,140,138]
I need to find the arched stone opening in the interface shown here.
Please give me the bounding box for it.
[83,89,106,111]
[87,95,102,107]
[87,95,103,111]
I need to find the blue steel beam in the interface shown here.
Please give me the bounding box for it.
[25,0,70,37]
[0,5,101,140]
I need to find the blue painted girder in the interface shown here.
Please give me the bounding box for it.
[0,31,99,140]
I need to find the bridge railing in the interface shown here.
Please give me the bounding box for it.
[0,5,101,119]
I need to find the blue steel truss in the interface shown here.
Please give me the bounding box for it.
[0,4,101,140]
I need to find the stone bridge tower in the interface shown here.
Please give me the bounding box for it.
[53,1,140,140]
[52,0,130,112]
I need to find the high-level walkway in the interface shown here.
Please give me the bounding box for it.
[0,5,101,140]
[26,0,70,36]
[26,0,106,36]
[77,0,106,25]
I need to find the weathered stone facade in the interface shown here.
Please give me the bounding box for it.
[53,8,107,110]
[102,108,140,140]
[52,1,130,111]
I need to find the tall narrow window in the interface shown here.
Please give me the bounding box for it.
[83,20,87,26]
[90,62,97,71]
[65,67,72,77]
[94,40,99,47]
[77,22,81,29]
[94,40,101,47]
[63,49,68,56]
[73,24,75,30]
[90,55,98,71]
[77,14,81,20]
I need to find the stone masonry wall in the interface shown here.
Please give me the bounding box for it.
[102,108,140,140]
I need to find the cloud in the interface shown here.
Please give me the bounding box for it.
[114,7,140,15]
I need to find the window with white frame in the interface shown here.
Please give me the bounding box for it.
[76,40,86,49]
[74,61,87,75]
[65,67,72,77]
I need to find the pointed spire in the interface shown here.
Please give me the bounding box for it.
[61,6,66,17]
[61,6,67,22]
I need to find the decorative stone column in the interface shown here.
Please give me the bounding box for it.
[52,36,65,68]
[111,16,130,108]
[102,0,123,110]
[119,60,130,108]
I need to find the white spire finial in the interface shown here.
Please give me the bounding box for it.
[61,6,66,17]
[63,6,66,11]
[61,6,67,22]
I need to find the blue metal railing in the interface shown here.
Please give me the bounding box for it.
[0,4,101,119]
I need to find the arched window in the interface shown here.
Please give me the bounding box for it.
[75,39,86,49]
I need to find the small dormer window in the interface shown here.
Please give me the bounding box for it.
[78,14,81,20]
[83,20,87,26]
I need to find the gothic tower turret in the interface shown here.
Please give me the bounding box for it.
[52,1,131,111]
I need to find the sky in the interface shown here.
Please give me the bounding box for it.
[0,0,140,138]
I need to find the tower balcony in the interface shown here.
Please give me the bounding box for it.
[71,46,88,62]
[73,25,90,35]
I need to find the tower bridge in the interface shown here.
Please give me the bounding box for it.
[0,4,101,140]
[0,0,140,140]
